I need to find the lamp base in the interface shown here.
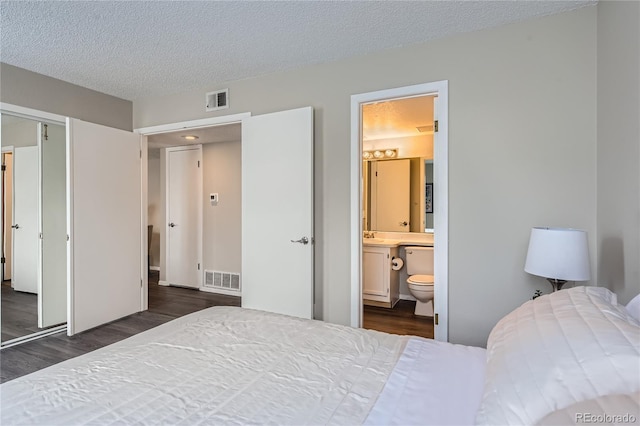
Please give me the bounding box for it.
[547,278,568,292]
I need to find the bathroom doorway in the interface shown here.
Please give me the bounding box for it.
[350,81,449,341]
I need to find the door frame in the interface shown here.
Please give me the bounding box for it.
[1,145,14,283]
[349,81,449,341]
[163,144,203,289]
[135,112,250,301]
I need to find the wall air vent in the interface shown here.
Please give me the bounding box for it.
[204,270,241,293]
[205,89,229,112]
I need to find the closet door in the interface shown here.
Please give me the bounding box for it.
[67,118,141,335]
[38,122,67,328]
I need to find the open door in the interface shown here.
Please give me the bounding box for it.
[67,118,141,335]
[241,107,314,319]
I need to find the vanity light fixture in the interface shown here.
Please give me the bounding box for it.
[182,135,199,141]
[362,148,398,160]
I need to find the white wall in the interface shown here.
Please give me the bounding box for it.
[596,0,640,305]
[135,7,598,346]
[203,141,242,275]
[147,154,161,268]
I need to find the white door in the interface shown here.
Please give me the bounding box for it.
[67,118,141,335]
[39,122,67,328]
[12,146,39,294]
[166,146,202,289]
[372,159,410,232]
[242,107,314,319]
[2,152,13,281]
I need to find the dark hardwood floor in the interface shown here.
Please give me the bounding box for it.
[0,272,240,383]
[2,272,431,383]
[363,300,434,339]
[1,280,40,342]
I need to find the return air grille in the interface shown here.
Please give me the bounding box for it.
[204,270,240,291]
[205,89,229,112]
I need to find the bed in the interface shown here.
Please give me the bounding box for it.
[1,286,639,425]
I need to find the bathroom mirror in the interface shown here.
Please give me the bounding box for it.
[362,94,435,233]
[363,158,433,232]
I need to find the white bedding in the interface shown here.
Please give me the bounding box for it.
[1,307,408,425]
[365,338,486,425]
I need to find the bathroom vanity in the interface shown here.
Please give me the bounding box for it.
[362,242,400,308]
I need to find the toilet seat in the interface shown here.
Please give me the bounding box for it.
[407,274,434,285]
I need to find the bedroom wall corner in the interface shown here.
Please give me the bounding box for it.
[596,0,640,305]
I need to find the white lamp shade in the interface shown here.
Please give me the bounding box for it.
[524,227,591,281]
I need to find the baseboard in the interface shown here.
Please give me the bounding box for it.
[200,286,241,297]
[149,266,160,272]
[399,293,416,301]
[158,280,170,287]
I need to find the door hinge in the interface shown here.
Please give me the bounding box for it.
[39,233,43,239]
[197,263,200,270]
[1,257,5,264]
[434,120,439,133]
[435,313,439,325]
[140,150,142,159]
[1,165,5,172]
[43,123,49,140]
[140,278,143,288]
[197,160,200,168]
[66,234,70,241]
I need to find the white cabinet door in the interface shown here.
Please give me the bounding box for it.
[67,118,141,335]
[363,247,389,297]
[12,146,39,294]
[241,107,314,319]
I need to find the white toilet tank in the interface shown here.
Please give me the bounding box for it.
[405,246,434,275]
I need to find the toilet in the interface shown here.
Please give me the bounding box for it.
[405,246,434,317]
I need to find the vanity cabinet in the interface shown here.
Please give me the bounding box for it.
[363,245,399,308]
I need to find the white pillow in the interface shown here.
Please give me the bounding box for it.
[626,293,640,322]
[475,286,640,425]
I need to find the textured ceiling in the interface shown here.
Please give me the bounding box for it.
[0,1,594,101]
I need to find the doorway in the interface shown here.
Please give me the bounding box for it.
[350,81,449,341]
[139,107,315,319]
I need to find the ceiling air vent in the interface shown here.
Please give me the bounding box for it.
[205,89,229,112]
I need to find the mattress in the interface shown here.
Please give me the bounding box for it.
[0,306,486,425]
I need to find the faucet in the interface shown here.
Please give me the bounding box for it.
[363,231,375,239]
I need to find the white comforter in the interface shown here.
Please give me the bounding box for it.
[1,306,487,425]
[2,307,408,425]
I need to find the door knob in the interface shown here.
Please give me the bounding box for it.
[11,224,19,229]
[290,236,309,245]
[168,222,177,228]
[399,221,408,227]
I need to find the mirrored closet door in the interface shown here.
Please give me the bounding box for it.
[1,113,67,346]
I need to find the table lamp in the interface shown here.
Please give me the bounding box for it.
[524,227,591,292]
